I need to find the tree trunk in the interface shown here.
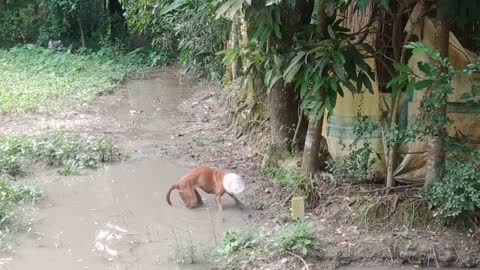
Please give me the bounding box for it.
[78,18,86,47]
[424,12,449,187]
[268,84,298,153]
[300,4,327,173]
[301,118,323,172]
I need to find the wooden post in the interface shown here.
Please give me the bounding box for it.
[291,197,305,220]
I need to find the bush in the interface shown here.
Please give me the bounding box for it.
[215,227,258,257]
[273,220,316,256]
[422,156,480,217]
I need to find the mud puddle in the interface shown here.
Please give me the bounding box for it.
[3,159,244,270]
[0,72,247,269]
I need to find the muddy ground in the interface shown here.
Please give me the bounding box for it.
[1,67,479,269]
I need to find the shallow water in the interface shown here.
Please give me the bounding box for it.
[1,74,246,269]
[6,159,243,270]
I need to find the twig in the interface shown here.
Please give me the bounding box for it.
[284,191,295,205]
[291,108,304,149]
[432,245,439,268]
[388,246,394,266]
[286,251,310,270]
[356,184,423,193]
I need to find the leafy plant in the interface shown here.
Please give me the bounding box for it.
[0,179,42,250]
[0,132,118,177]
[326,112,380,181]
[272,220,316,256]
[387,42,480,217]
[215,226,258,257]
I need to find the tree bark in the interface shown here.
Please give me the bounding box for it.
[268,84,298,152]
[424,11,449,187]
[301,118,323,172]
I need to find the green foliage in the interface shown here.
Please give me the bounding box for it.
[284,22,375,124]
[326,113,380,181]
[273,220,316,256]
[0,133,118,177]
[215,227,257,257]
[0,45,144,112]
[0,179,41,250]
[0,0,120,47]
[386,42,480,144]
[388,42,480,217]
[421,156,480,217]
[121,0,229,80]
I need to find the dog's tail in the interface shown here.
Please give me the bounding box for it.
[166,184,178,206]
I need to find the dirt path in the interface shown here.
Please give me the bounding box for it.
[0,68,251,269]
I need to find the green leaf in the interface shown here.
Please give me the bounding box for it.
[342,80,356,94]
[362,73,373,93]
[386,73,407,89]
[406,77,415,98]
[327,25,336,40]
[333,61,346,81]
[355,0,371,10]
[160,0,187,15]
[472,86,480,97]
[414,79,434,90]
[329,78,338,93]
[460,92,472,100]
[393,63,411,73]
[334,50,346,64]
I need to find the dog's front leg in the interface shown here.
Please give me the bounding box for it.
[215,195,223,211]
[226,192,243,209]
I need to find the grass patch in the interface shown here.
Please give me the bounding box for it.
[213,221,316,268]
[263,161,307,187]
[0,45,146,112]
[171,229,197,265]
[0,132,119,177]
[0,179,41,250]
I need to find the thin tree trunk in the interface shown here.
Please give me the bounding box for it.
[424,12,449,187]
[78,18,86,47]
[301,4,327,173]
[301,118,323,172]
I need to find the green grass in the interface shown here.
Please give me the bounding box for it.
[0,179,41,250]
[0,45,145,112]
[0,132,118,177]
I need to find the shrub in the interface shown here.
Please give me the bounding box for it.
[273,220,316,256]
[0,133,118,177]
[422,155,480,217]
[215,227,258,257]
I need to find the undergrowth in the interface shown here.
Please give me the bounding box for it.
[0,179,41,250]
[0,45,147,112]
[0,132,118,177]
[214,220,316,268]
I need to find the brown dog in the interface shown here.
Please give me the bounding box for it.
[166,166,245,211]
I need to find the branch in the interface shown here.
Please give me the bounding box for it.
[286,251,310,270]
[354,5,378,44]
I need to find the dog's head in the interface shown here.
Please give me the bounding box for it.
[223,173,245,194]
